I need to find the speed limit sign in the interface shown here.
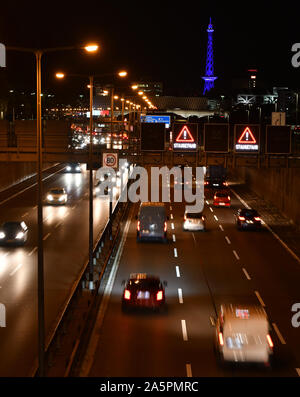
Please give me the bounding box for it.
[102,152,118,169]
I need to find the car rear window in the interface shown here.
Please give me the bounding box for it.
[241,210,258,217]
[128,279,160,289]
[186,213,202,218]
[216,193,229,198]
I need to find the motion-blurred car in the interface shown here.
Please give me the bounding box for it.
[0,221,28,245]
[65,163,81,173]
[121,273,167,312]
[214,304,274,366]
[183,211,206,231]
[236,208,262,230]
[213,190,231,207]
[46,187,67,205]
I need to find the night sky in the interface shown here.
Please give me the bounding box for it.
[0,2,299,96]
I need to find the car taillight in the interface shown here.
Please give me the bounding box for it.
[239,216,245,221]
[205,181,208,185]
[164,222,167,232]
[218,332,224,346]
[137,221,140,231]
[124,290,131,300]
[227,196,230,200]
[184,215,187,221]
[156,291,163,301]
[214,196,217,200]
[254,217,261,221]
[266,334,273,348]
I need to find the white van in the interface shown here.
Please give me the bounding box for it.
[215,304,274,366]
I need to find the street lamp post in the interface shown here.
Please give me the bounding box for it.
[88,75,94,290]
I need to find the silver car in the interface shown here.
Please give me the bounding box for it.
[46,187,67,205]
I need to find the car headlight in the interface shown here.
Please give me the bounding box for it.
[47,194,53,201]
[16,232,24,239]
[76,166,80,171]
[0,232,5,239]
[66,166,71,171]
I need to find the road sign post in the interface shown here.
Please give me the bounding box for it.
[0,43,5,68]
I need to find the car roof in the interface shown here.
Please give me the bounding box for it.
[129,273,160,281]
[220,304,267,321]
[140,202,165,208]
[49,187,65,191]
[239,208,258,214]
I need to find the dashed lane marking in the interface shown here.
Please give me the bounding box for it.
[242,267,251,280]
[254,290,266,307]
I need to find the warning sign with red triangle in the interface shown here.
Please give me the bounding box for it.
[235,124,260,152]
[238,126,257,144]
[176,125,195,143]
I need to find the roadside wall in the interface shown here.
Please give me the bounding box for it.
[0,162,54,192]
[230,167,300,227]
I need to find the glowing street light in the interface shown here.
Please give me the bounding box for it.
[84,44,99,52]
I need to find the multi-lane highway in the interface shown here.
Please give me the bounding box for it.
[80,184,300,377]
[0,165,119,376]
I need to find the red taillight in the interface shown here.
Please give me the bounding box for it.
[227,196,230,201]
[205,181,209,185]
[254,217,261,221]
[124,289,131,300]
[137,221,140,231]
[164,222,167,232]
[266,334,274,348]
[218,332,224,346]
[214,196,217,200]
[156,291,163,301]
[239,216,245,221]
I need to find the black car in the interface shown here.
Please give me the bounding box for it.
[204,177,228,189]
[0,221,28,245]
[65,163,81,173]
[122,273,167,312]
[236,208,262,230]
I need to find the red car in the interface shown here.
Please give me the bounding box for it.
[213,190,231,207]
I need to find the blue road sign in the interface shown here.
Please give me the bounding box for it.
[141,115,171,126]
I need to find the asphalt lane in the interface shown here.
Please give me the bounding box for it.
[86,184,300,377]
[0,167,119,376]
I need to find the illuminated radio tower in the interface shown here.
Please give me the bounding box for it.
[202,17,217,95]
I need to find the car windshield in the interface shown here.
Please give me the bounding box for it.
[186,213,202,219]
[50,189,64,195]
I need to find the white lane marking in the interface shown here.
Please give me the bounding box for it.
[79,207,133,376]
[172,234,176,242]
[21,212,29,218]
[225,236,231,244]
[295,368,300,377]
[214,215,219,221]
[170,214,174,219]
[219,224,224,232]
[186,363,192,377]
[206,200,209,205]
[231,188,300,265]
[233,250,240,260]
[55,221,63,229]
[170,205,172,210]
[28,246,38,256]
[181,320,188,341]
[174,248,178,257]
[9,263,23,277]
[242,267,251,280]
[209,207,213,212]
[171,223,175,230]
[272,323,286,345]
[175,266,181,278]
[43,233,51,241]
[178,288,183,304]
[254,290,266,307]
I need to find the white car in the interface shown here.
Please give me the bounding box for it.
[46,187,67,205]
[214,304,274,366]
[183,212,206,231]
